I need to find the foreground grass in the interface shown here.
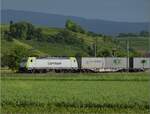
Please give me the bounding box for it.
[1,72,150,114]
[1,72,150,81]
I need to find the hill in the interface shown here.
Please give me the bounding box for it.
[1,22,149,58]
[1,9,149,35]
[1,23,126,58]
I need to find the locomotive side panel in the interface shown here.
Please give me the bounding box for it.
[27,57,78,70]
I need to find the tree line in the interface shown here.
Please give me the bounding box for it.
[117,31,149,37]
[3,20,113,57]
[4,20,87,47]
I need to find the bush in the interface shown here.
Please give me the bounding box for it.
[53,30,85,46]
[1,46,29,70]
[65,20,85,33]
[97,48,112,57]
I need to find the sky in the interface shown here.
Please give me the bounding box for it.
[1,0,150,22]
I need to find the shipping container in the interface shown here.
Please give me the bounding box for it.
[105,57,128,69]
[81,57,105,69]
[133,57,150,69]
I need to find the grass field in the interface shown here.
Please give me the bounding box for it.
[1,72,150,114]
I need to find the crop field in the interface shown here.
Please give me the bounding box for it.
[1,72,150,114]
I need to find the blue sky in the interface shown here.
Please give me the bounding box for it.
[2,0,150,22]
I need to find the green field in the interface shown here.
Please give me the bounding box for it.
[1,72,150,114]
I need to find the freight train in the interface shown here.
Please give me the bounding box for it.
[19,57,150,73]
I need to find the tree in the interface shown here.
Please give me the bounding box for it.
[117,33,138,37]
[54,29,84,46]
[140,31,149,37]
[2,46,29,70]
[65,20,75,31]
[3,20,14,41]
[87,31,100,37]
[87,45,94,56]
[5,21,42,41]
[97,48,112,57]
[65,19,85,33]
[4,30,13,41]
[9,21,28,39]
[9,20,13,31]
[26,23,35,40]
[75,52,88,57]
[34,28,43,41]
[103,36,112,42]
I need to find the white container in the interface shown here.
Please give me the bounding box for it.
[133,57,150,69]
[105,57,128,69]
[81,57,105,69]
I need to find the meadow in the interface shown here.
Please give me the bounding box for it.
[1,72,150,114]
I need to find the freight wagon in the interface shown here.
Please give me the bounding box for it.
[133,57,150,69]
[81,57,105,72]
[81,57,128,72]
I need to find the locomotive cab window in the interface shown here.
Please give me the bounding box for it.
[30,60,33,62]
